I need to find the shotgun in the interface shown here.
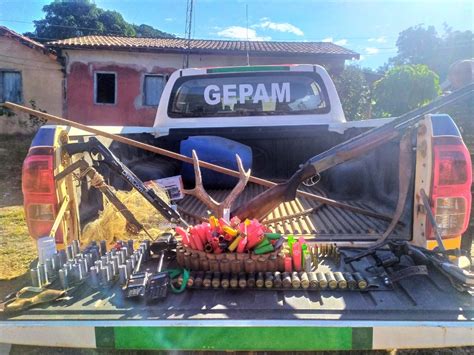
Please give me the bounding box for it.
[232,83,474,220]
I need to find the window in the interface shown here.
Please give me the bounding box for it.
[95,72,116,104]
[0,71,22,103]
[168,72,329,118]
[144,75,165,106]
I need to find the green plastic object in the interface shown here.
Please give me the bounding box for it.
[287,235,296,254]
[254,244,274,254]
[264,233,282,240]
[255,238,270,249]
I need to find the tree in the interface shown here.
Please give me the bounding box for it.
[373,65,441,117]
[333,66,371,121]
[24,0,174,41]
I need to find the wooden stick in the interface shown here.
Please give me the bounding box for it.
[3,102,394,222]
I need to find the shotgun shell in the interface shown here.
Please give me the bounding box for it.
[334,272,347,289]
[228,236,242,252]
[299,272,310,289]
[183,252,192,270]
[194,271,204,288]
[177,249,185,267]
[191,253,200,270]
[344,272,357,290]
[244,258,256,273]
[264,233,282,240]
[277,252,286,272]
[220,273,230,288]
[212,272,221,289]
[230,273,239,288]
[257,257,267,272]
[30,268,40,288]
[219,259,230,273]
[203,271,212,288]
[273,271,282,288]
[335,248,341,264]
[308,272,318,289]
[304,254,312,273]
[264,272,274,288]
[204,243,213,253]
[291,272,301,289]
[282,272,292,288]
[254,244,274,255]
[231,259,241,274]
[200,258,209,271]
[187,272,195,288]
[353,272,368,290]
[247,272,256,288]
[238,272,247,288]
[209,259,219,272]
[284,257,293,273]
[256,272,265,288]
[316,272,328,289]
[325,272,338,290]
[268,255,277,272]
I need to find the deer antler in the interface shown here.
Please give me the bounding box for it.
[183,150,251,218]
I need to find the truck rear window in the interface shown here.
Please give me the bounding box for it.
[168,72,330,118]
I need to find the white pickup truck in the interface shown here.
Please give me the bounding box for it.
[2,64,473,351]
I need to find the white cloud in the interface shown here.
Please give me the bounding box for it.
[365,47,380,55]
[352,55,366,61]
[217,26,271,41]
[322,37,333,42]
[368,36,387,43]
[334,39,348,46]
[165,17,174,22]
[254,20,304,36]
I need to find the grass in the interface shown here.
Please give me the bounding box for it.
[0,134,37,280]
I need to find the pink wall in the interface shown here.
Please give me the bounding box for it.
[66,62,176,126]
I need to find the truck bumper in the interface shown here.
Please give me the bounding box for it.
[1,320,473,350]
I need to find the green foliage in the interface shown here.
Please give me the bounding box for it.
[333,66,371,121]
[387,24,473,80]
[24,0,174,41]
[373,65,441,117]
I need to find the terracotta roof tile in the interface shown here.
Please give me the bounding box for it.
[48,35,359,59]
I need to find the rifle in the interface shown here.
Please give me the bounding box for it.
[232,83,474,220]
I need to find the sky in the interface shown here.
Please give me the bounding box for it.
[0,0,472,69]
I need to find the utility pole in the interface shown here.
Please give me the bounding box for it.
[183,0,194,69]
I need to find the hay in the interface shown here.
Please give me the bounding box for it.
[81,184,171,247]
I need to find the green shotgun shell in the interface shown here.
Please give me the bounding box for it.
[254,244,274,255]
[316,272,328,289]
[255,238,270,249]
[325,272,338,290]
[274,271,282,288]
[264,233,282,240]
[353,272,368,290]
[282,272,292,288]
[256,272,265,288]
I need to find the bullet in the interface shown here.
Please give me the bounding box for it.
[194,271,204,288]
[84,253,93,270]
[99,266,108,285]
[66,245,74,261]
[119,265,128,286]
[299,272,310,289]
[121,246,129,258]
[247,272,256,288]
[187,272,195,288]
[212,272,221,289]
[125,259,133,278]
[244,258,256,273]
[209,259,219,272]
[191,253,200,270]
[38,264,47,285]
[184,252,192,270]
[176,249,185,267]
[282,272,292,288]
[52,253,61,271]
[72,240,80,256]
[231,260,241,274]
[30,268,40,287]
[277,252,286,272]
[334,272,347,289]
[238,272,247,288]
[111,256,120,276]
[220,259,230,273]
[58,249,67,266]
[119,249,127,265]
[200,258,209,271]
[268,255,277,272]
[220,272,230,288]
[89,266,100,288]
[230,273,239,288]
[257,257,267,272]
[291,272,301,289]
[100,240,107,256]
[127,240,134,255]
[256,272,265,288]
[106,263,113,282]
[274,271,282,288]
[353,272,368,290]
[265,272,274,288]
[45,258,54,279]
[304,254,312,273]
[308,272,318,288]
[325,272,337,290]
[59,269,68,290]
[344,272,357,289]
[203,271,212,288]
[316,272,328,289]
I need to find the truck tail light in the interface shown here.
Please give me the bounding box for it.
[427,137,472,240]
[22,147,62,242]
